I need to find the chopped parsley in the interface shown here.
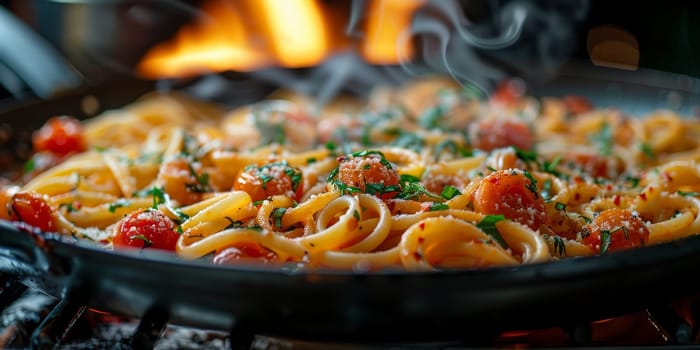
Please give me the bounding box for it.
[365,183,401,196]
[353,210,361,221]
[599,229,612,254]
[625,176,641,188]
[440,185,461,200]
[133,186,167,209]
[418,105,444,129]
[640,142,656,159]
[396,181,441,201]
[185,163,211,193]
[400,174,421,183]
[391,132,424,152]
[271,207,287,228]
[433,139,472,161]
[541,156,562,176]
[552,236,566,256]
[476,214,508,249]
[554,202,567,211]
[130,235,153,248]
[23,157,36,173]
[514,148,537,164]
[429,203,449,211]
[521,170,539,198]
[678,190,700,197]
[590,122,613,156]
[59,202,80,213]
[108,199,131,213]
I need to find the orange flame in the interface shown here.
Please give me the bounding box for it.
[137,0,424,79]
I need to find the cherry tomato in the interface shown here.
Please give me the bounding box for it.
[581,208,649,254]
[9,192,56,232]
[158,158,206,205]
[469,118,534,152]
[113,209,179,251]
[32,116,87,156]
[212,243,277,264]
[234,162,303,202]
[490,78,526,108]
[563,95,593,115]
[336,151,400,199]
[473,169,546,230]
[562,152,613,178]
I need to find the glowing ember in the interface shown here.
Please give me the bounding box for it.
[137,0,424,79]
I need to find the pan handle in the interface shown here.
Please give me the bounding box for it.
[0,7,83,98]
[0,220,51,276]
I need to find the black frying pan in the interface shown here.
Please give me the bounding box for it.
[2,64,700,342]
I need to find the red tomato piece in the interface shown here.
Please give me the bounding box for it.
[234,162,303,202]
[158,158,206,206]
[581,208,649,254]
[563,95,593,115]
[113,209,179,251]
[562,152,612,178]
[490,78,526,108]
[473,169,546,230]
[9,192,57,232]
[32,116,87,156]
[469,119,534,152]
[336,151,400,199]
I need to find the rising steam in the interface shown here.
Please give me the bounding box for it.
[407,0,589,96]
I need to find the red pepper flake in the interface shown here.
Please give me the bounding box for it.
[417,236,425,243]
[613,195,621,206]
[413,251,422,260]
[606,184,613,191]
[574,192,581,201]
[639,192,647,201]
[419,222,426,230]
[663,172,673,182]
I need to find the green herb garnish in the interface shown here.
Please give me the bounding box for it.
[108,199,131,213]
[271,207,287,228]
[440,185,461,200]
[476,215,508,249]
[429,203,449,211]
[130,235,153,248]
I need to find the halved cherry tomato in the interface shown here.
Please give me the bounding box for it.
[473,169,546,230]
[581,208,649,254]
[9,192,56,232]
[336,151,400,199]
[158,158,206,205]
[490,78,526,108]
[213,243,277,264]
[562,152,610,178]
[469,118,533,152]
[32,116,87,156]
[563,95,593,115]
[234,162,303,202]
[113,209,179,251]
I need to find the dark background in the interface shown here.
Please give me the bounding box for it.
[1,0,700,100]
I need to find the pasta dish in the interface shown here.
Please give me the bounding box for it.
[2,77,700,271]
